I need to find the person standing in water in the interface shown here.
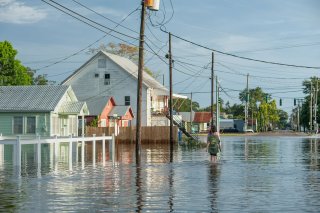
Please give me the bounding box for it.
[207,125,221,162]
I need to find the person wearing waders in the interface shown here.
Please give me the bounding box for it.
[206,125,221,162]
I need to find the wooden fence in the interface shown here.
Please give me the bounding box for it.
[86,126,178,143]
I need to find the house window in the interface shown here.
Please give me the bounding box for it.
[125,96,130,106]
[13,117,23,134]
[26,117,36,134]
[104,73,110,85]
[94,73,99,78]
[98,59,106,68]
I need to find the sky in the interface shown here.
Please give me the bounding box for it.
[1,0,320,116]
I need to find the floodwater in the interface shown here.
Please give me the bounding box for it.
[0,136,320,212]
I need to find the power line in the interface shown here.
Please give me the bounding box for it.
[43,0,137,40]
[71,0,139,35]
[37,1,139,71]
[160,30,320,69]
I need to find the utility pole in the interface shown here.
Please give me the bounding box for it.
[297,103,300,132]
[135,0,146,164]
[168,32,174,154]
[211,52,214,127]
[216,76,219,132]
[315,78,318,132]
[310,81,313,132]
[190,92,193,132]
[245,74,249,131]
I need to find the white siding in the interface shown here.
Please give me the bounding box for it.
[64,55,149,126]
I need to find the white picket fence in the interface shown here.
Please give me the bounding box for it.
[0,134,116,173]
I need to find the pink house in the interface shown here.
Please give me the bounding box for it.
[84,96,134,127]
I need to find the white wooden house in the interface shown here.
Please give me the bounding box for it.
[62,50,186,126]
[0,85,89,137]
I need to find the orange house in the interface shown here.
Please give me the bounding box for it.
[84,96,134,127]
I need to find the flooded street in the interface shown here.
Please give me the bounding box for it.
[0,136,320,212]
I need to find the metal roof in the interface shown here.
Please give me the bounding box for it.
[0,85,70,112]
[109,106,131,117]
[85,96,112,116]
[59,102,88,114]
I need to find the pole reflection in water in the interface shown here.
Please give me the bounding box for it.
[208,163,220,212]
[168,163,174,212]
[310,138,319,170]
[135,163,143,212]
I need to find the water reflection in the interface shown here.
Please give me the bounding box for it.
[135,164,143,212]
[0,137,320,212]
[207,163,220,212]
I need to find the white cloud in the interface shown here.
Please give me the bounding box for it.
[0,0,47,24]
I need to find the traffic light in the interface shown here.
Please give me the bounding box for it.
[280,98,282,106]
[294,98,296,106]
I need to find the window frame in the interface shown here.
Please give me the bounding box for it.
[104,73,110,85]
[13,116,23,134]
[125,96,130,106]
[26,116,36,134]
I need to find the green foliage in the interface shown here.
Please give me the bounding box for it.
[0,41,49,86]
[173,98,200,112]
[88,117,99,127]
[0,40,32,85]
[299,77,320,129]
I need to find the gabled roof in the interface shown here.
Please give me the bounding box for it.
[84,96,115,116]
[0,85,70,112]
[193,112,214,123]
[109,105,134,118]
[59,102,88,115]
[62,51,168,92]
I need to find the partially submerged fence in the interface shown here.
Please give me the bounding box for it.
[0,134,116,175]
[86,126,178,143]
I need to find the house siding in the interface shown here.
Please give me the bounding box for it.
[0,112,50,136]
[64,54,149,126]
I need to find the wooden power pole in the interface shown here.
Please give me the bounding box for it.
[135,0,146,164]
[211,52,214,127]
[169,32,174,157]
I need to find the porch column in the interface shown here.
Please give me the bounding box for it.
[81,115,85,136]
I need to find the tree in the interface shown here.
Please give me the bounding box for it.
[277,109,289,129]
[88,42,157,77]
[173,98,200,112]
[0,41,49,86]
[0,41,32,85]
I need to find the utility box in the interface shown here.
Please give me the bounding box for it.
[145,0,160,11]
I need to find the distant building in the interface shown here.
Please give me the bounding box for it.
[193,112,214,133]
[62,50,186,126]
[0,85,89,137]
[84,96,134,128]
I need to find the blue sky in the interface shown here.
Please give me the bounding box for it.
[1,0,320,114]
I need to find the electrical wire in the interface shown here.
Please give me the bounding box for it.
[37,1,139,71]
[160,29,320,69]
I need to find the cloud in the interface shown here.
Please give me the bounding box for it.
[0,0,47,24]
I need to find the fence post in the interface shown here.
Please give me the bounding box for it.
[37,135,41,177]
[102,133,106,166]
[81,134,85,169]
[54,135,59,161]
[15,136,21,166]
[69,135,72,171]
[112,133,115,165]
[93,134,96,167]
